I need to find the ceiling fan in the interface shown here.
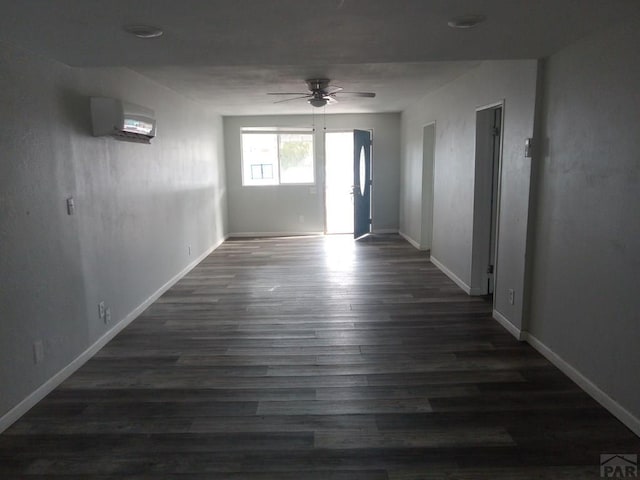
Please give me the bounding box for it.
[267,78,376,107]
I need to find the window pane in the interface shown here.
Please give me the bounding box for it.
[251,164,275,180]
[279,134,314,184]
[242,134,278,185]
[241,130,314,186]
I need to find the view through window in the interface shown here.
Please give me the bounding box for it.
[241,128,314,186]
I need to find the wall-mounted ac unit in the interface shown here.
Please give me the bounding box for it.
[90,97,156,143]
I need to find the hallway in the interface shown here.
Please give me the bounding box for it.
[1,235,638,478]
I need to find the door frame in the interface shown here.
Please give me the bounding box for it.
[353,129,373,239]
[420,121,436,251]
[323,129,355,234]
[322,128,374,235]
[470,100,505,299]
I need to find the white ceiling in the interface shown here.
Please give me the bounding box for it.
[2,0,639,115]
[131,62,480,115]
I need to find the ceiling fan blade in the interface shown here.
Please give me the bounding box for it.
[268,80,375,106]
[273,95,311,104]
[338,92,376,98]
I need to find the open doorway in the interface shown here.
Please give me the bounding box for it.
[471,103,503,296]
[420,123,435,250]
[325,131,354,234]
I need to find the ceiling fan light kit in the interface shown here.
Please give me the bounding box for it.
[309,98,328,108]
[123,25,164,38]
[447,14,486,29]
[267,78,376,108]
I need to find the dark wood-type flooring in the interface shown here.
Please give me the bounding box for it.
[1,234,638,479]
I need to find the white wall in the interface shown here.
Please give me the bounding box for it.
[419,124,435,251]
[224,114,400,235]
[400,60,538,328]
[527,21,640,429]
[399,120,430,250]
[0,40,227,424]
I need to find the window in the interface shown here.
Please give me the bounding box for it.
[241,128,314,186]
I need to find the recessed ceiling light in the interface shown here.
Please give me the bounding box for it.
[124,25,164,39]
[447,15,486,29]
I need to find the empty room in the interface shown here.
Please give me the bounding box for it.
[1,1,639,478]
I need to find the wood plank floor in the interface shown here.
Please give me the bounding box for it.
[1,234,638,479]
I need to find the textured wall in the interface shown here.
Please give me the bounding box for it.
[400,60,538,327]
[224,114,400,235]
[528,21,640,425]
[0,41,227,419]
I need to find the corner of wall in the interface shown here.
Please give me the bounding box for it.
[0,237,225,434]
[493,309,525,340]
[521,58,546,335]
[399,231,423,251]
[522,332,640,438]
[429,255,472,295]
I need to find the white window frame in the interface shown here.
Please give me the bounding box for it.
[241,127,315,186]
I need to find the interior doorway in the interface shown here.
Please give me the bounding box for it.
[471,103,503,296]
[325,131,354,234]
[420,123,435,250]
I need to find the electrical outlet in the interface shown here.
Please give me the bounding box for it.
[33,340,44,364]
[104,307,111,324]
[508,289,515,305]
[298,214,305,224]
[98,301,105,320]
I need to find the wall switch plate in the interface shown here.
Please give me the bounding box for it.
[524,138,533,158]
[104,307,111,324]
[66,197,75,215]
[298,215,305,223]
[33,340,44,364]
[98,301,105,320]
[188,245,192,256]
[508,289,515,305]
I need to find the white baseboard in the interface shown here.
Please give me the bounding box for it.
[489,313,640,437]
[0,236,226,434]
[230,230,398,238]
[399,231,428,251]
[228,231,323,238]
[493,309,525,340]
[523,332,640,438]
[429,255,472,294]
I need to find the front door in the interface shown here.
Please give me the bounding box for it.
[353,129,372,239]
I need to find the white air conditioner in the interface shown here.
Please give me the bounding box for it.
[90,97,156,143]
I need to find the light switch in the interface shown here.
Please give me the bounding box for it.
[66,197,75,215]
[524,138,533,158]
